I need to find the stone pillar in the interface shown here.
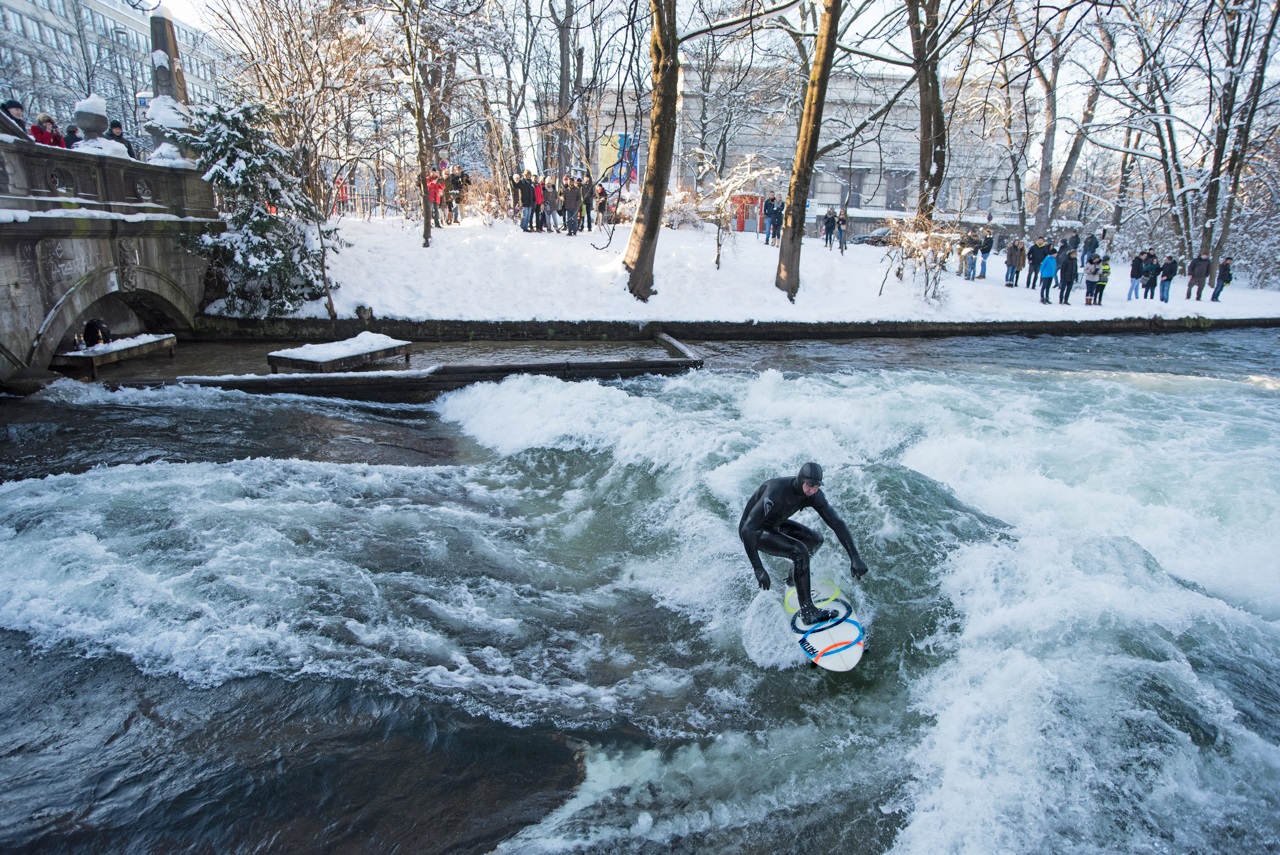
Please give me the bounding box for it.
[150,7,190,104]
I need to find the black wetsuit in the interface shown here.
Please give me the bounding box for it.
[739,476,865,616]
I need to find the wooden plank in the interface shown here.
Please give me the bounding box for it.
[51,335,176,380]
[267,343,410,373]
[654,332,702,363]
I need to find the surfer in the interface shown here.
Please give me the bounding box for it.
[739,462,869,623]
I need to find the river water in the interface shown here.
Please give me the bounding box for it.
[2,330,1278,853]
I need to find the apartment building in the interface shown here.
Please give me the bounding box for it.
[0,0,224,148]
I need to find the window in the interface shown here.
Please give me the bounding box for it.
[978,178,994,209]
[936,178,951,211]
[885,171,913,211]
[840,169,865,209]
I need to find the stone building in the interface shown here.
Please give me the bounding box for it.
[596,58,1019,236]
[0,0,224,146]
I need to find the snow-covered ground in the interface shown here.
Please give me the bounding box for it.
[313,215,1278,324]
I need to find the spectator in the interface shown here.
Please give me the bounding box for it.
[1159,255,1178,303]
[1059,249,1078,304]
[1211,256,1232,302]
[836,210,848,251]
[1095,256,1111,305]
[544,177,562,233]
[1128,251,1147,301]
[1141,254,1161,299]
[1186,253,1211,300]
[578,177,592,231]
[770,196,785,246]
[532,175,545,232]
[594,183,608,228]
[448,165,470,222]
[1026,237,1048,288]
[1067,229,1081,254]
[1082,232,1099,263]
[427,170,445,227]
[763,192,778,241]
[30,113,66,147]
[823,208,837,249]
[961,230,980,280]
[63,124,83,147]
[1004,239,1025,287]
[106,120,135,157]
[1082,253,1102,305]
[979,229,994,279]
[514,171,536,232]
[1039,249,1058,305]
[1,99,25,135]
[561,175,582,236]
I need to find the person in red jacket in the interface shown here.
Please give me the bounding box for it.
[426,169,445,227]
[30,113,66,147]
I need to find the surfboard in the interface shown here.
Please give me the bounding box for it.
[783,578,865,672]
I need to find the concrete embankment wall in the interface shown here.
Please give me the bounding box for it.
[192,314,1280,344]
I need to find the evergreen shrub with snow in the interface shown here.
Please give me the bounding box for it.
[179,103,337,317]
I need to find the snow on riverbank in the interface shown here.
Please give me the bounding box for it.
[309,215,1277,324]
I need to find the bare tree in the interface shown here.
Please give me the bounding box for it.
[621,0,805,301]
[775,0,842,301]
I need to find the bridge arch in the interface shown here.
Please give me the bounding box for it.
[28,264,203,370]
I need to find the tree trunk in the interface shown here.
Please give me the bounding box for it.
[774,0,843,301]
[1111,124,1136,231]
[906,0,945,224]
[1048,47,1110,224]
[621,0,679,302]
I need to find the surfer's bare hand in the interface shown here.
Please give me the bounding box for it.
[755,570,771,591]
[850,558,868,581]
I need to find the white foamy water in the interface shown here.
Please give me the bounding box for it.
[3,333,1279,852]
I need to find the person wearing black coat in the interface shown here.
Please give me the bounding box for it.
[1158,256,1178,303]
[1128,251,1149,300]
[1186,254,1211,300]
[1211,257,1233,301]
[1058,250,1079,304]
[1082,233,1099,263]
[561,177,583,235]
[1141,257,1161,299]
[1026,238,1048,288]
[978,230,994,278]
[513,171,537,231]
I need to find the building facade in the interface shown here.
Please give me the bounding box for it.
[596,59,1020,235]
[0,0,224,150]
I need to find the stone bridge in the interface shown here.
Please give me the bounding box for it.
[1,133,219,389]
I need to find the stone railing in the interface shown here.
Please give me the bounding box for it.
[1,132,221,385]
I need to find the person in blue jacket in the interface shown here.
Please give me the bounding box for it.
[1039,248,1058,304]
[739,462,869,624]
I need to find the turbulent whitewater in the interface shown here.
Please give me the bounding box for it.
[2,331,1278,853]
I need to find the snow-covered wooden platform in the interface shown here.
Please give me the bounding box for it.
[50,334,176,380]
[267,332,411,373]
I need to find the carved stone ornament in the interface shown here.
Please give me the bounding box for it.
[117,239,139,290]
[134,178,155,201]
[46,166,76,196]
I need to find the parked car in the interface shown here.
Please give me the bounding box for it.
[850,226,893,246]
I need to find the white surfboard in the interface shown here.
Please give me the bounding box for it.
[783,578,865,672]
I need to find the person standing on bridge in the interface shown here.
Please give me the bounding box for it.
[30,113,66,148]
[740,462,869,625]
[107,120,136,158]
